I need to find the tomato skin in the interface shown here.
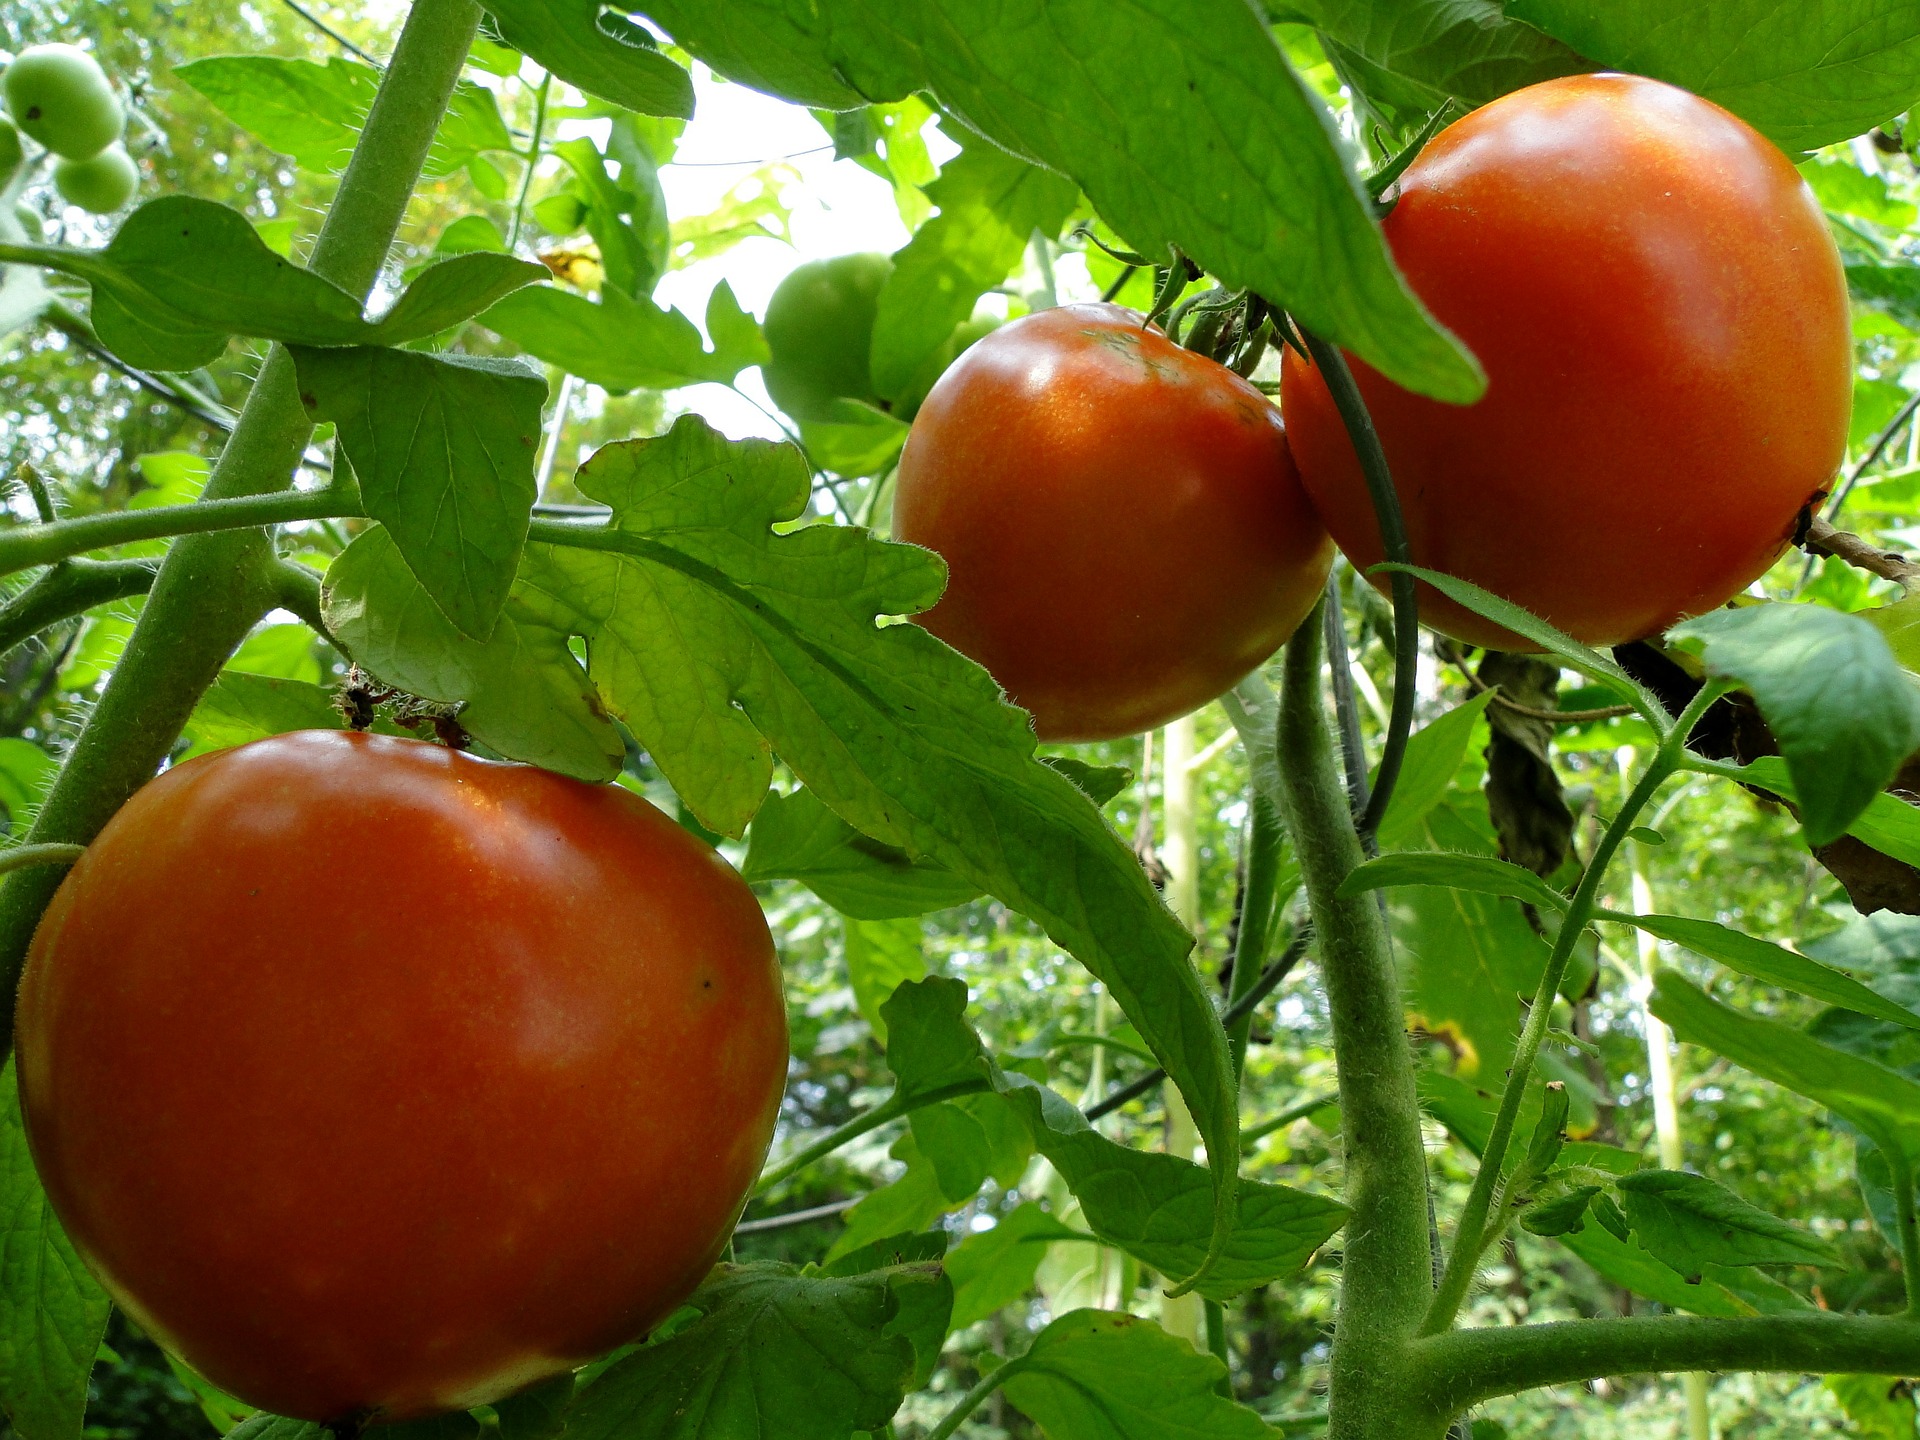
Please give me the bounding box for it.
[762,252,892,421]
[1279,74,1851,650]
[18,732,787,1424]
[894,303,1333,741]
[53,141,136,213]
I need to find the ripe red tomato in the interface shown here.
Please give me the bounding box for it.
[1280,74,1851,650]
[18,731,787,1424]
[894,303,1333,741]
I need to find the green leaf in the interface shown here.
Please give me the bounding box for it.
[1612,912,1920,1030]
[1555,1222,1812,1319]
[181,672,343,757]
[1829,1373,1920,1440]
[552,137,665,299]
[0,1057,110,1440]
[1375,690,1495,847]
[323,528,627,781]
[1671,603,1920,845]
[489,1375,575,1440]
[290,347,546,639]
[562,1263,942,1440]
[1380,564,1662,721]
[226,1420,326,1440]
[845,918,935,1041]
[26,197,544,371]
[1339,849,1567,911]
[327,418,1245,1280]
[1295,0,1587,107]
[818,1232,953,1387]
[1000,1309,1274,1440]
[1521,1185,1601,1237]
[1726,754,1920,870]
[743,788,983,922]
[636,0,1485,402]
[1849,263,1920,333]
[869,137,1076,403]
[1041,758,1133,807]
[0,740,56,830]
[1650,969,1920,1169]
[946,1204,1086,1331]
[826,1134,959,1264]
[1615,1169,1839,1280]
[912,1094,1034,1204]
[176,56,517,175]
[1506,0,1920,152]
[478,0,695,119]
[480,284,751,392]
[878,979,1344,1299]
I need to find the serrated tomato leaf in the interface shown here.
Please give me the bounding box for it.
[743,788,984,920]
[323,417,1243,1279]
[480,283,758,394]
[1616,1169,1839,1281]
[1672,603,1920,845]
[562,1263,940,1440]
[0,1059,110,1440]
[1295,0,1587,108]
[634,0,1485,403]
[478,0,695,119]
[1339,849,1568,911]
[1507,0,1920,152]
[291,347,546,639]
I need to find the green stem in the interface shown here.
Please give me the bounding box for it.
[1228,791,1284,1076]
[0,488,350,578]
[1297,330,1416,845]
[1271,600,1431,1439]
[0,0,483,1031]
[751,1080,989,1195]
[1206,1299,1231,1395]
[1421,680,1727,1336]
[926,1358,1028,1440]
[507,71,553,252]
[0,559,156,657]
[1887,1147,1920,1319]
[1405,1314,1920,1420]
[1241,1091,1340,1146]
[0,845,85,877]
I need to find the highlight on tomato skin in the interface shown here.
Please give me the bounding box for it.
[892,301,1335,743]
[1280,72,1853,652]
[15,729,790,1426]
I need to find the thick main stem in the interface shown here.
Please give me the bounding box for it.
[0,0,483,1019]
[1272,602,1432,1439]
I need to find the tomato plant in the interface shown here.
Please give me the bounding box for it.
[1281,74,1853,650]
[894,303,1332,741]
[18,730,787,1423]
[1,6,1920,1440]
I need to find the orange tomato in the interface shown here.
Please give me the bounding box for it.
[18,731,787,1424]
[1280,74,1851,649]
[894,303,1333,740]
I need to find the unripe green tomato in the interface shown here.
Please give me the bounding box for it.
[54,142,136,214]
[761,252,892,421]
[0,117,20,189]
[893,313,1001,418]
[4,44,123,160]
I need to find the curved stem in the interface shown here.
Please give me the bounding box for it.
[1272,600,1431,1439]
[0,0,484,1032]
[1888,1147,1920,1318]
[1406,1314,1920,1420]
[0,487,351,578]
[1421,679,1730,1336]
[1242,1090,1341,1146]
[926,1358,1028,1440]
[0,559,156,657]
[508,71,553,252]
[752,1079,990,1195]
[1227,791,1284,1075]
[0,845,84,877]
[1297,330,1417,847]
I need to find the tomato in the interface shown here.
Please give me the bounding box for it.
[53,141,136,214]
[893,303,1333,741]
[1279,74,1851,650]
[18,731,788,1424]
[762,252,892,421]
[3,43,122,161]
[0,118,20,190]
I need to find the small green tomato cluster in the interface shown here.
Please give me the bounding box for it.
[2,43,136,215]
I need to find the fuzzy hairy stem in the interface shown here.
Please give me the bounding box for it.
[1407,1314,1920,1420]
[0,559,156,658]
[0,0,483,1026]
[1272,601,1432,1439]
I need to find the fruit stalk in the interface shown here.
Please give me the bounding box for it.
[0,0,483,1029]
